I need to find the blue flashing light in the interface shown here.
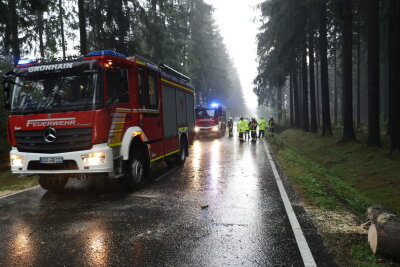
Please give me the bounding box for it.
[210,103,219,108]
[17,59,37,66]
[85,50,126,58]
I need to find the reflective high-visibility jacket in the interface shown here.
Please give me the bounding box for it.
[243,120,250,131]
[259,119,266,130]
[237,120,245,133]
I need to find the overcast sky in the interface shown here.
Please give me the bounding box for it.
[204,0,261,111]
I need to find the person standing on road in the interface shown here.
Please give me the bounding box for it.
[227,117,234,137]
[244,117,250,140]
[268,117,275,137]
[250,118,258,142]
[237,117,245,142]
[258,116,266,138]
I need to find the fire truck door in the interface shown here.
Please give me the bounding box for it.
[138,68,163,158]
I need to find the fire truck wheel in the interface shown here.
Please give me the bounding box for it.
[125,150,148,190]
[176,139,187,165]
[38,175,68,192]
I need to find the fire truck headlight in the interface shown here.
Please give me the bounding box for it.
[212,126,219,131]
[81,152,106,166]
[195,127,200,132]
[10,155,24,167]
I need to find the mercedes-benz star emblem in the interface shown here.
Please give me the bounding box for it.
[43,127,57,143]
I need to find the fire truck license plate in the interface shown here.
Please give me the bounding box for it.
[39,157,64,164]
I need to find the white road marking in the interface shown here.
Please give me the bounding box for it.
[0,185,40,200]
[262,139,317,267]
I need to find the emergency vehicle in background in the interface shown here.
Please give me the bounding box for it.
[194,105,226,137]
[2,50,195,192]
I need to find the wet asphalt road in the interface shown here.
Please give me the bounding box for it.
[0,135,336,267]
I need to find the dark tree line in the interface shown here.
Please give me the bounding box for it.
[0,0,247,129]
[255,0,400,152]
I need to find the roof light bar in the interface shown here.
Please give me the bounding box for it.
[85,50,126,59]
[17,59,37,66]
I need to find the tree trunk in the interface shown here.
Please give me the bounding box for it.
[293,67,301,128]
[334,30,338,126]
[116,0,127,54]
[290,72,295,127]
[319,0,333,136]
[316,51,321,127]
[59,0,66,60]
[341,0,356,141]
[9,0,20,66]
[302,46,309,132]
[367,206,400,261]
[367,0,381,147]
[37,11,45,58]
[309,33,318,133]
[277,86,282,123]
[4,8,11,57]
[78,0,87,55]
[357,15,361,128]
[388,0,400,152]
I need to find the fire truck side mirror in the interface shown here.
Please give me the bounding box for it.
[1,73,11,110]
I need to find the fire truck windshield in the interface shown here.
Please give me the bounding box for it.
[195,108,216,118]
[10,71,102,114]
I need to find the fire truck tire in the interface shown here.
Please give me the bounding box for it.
[38,175,68,192]
[124,149,148,190]
[176,138,188,165]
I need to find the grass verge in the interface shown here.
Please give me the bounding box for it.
[269,129,400,267]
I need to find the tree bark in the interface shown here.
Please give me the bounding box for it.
[302,46,309,132]
[388,0,400,152]
[290,72,295,127]
[309,33,318,133]
[59,0,66,60]
[293,67,301,128]
[334,30,338,126]
[78,0,87,55]
[37,11,45,58]
[367,205,400,261]
[367,0,381,147]
[341,0,356,141]
[8,0,20,66]
[319,0,333,136]
[277,86,282,123]
[316,51,320,127]
[357,15,361,128]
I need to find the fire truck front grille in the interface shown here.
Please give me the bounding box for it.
[27,160,79,171]
[15,128,92,153]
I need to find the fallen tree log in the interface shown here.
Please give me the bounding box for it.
[367,205,400,261]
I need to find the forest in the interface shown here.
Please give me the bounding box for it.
[254,0,400,152]
[0,0,247,138]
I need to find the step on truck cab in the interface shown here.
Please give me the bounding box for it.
[2,51,195,191]
[194,105,226,137]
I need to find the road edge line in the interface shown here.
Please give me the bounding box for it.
[262,139,317,267]
[0,185,40,200]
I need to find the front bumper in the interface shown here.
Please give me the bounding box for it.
[10,143,114,174]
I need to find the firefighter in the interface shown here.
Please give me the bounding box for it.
[227,117,234,137]
[258,116,266,139]
[250,118,258,142]
[237,117,245,142]
[243,117,250,140]
[268,117,275,137]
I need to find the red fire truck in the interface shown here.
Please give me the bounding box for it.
[194,105,226,137]
[2,50,195,192]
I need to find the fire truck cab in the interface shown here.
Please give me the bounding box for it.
[194,105,226,137]
[2,51,195,191]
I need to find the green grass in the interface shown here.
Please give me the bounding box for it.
[269,129,400,267]
[0,170,37,192]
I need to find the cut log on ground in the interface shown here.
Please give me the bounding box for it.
[367,205,400,261]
